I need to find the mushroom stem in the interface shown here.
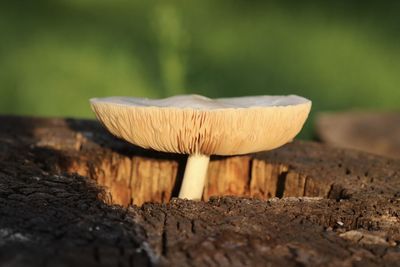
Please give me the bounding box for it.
[178,154,210,200]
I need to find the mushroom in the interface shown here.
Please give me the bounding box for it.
[90,94,311,200]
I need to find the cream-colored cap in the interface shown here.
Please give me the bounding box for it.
[90,94,311,155]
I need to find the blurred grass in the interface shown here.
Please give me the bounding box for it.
[0,0,399,138]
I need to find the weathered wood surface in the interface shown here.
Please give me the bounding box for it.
[1,116,400,267]
[316,111,400,159]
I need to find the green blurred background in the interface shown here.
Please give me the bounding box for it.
[1,0,399,138]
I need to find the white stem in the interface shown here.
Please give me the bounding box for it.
[178,154,210,200]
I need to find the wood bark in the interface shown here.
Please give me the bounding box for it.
[0,116,400,267]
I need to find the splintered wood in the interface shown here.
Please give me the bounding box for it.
[66,149,334,206]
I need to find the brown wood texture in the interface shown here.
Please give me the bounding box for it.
[316,111,400,159]
[1,116,400,267]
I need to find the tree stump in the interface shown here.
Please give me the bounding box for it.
[0,115,399,266]
[316,111,400,159]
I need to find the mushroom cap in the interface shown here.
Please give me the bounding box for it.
[90,94,311,155]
